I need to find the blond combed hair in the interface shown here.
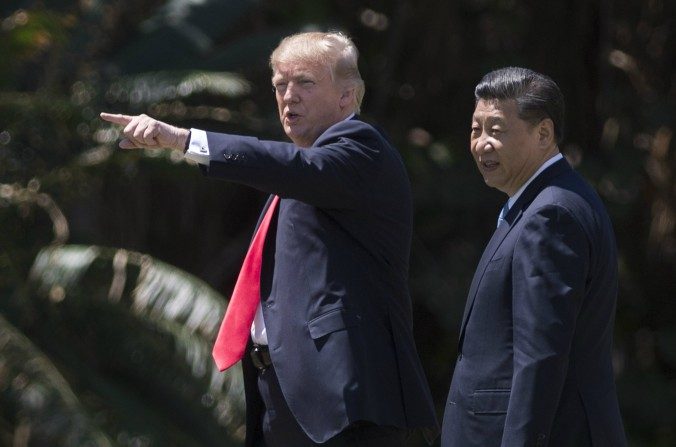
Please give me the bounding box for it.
[270,31,366,113]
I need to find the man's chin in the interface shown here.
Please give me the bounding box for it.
[483,178,503,193]
[284,127,298,140]
[285,129,315,147]
[286,133,310,148]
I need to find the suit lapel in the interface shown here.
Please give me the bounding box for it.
[458,215,518,348]
[457,158,572,349]
[251,194,276,239]
[506,158,571,222]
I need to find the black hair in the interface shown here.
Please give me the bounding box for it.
[475,67,565,143]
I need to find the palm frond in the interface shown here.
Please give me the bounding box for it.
[28,244,245,442]
[0,314,114,446]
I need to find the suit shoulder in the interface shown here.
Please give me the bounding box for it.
[316,119,388,147]
[530,174,613,234]
[542,171,606,211]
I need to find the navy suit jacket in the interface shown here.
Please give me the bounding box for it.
[442,159,626,447]
[201,118,439,444]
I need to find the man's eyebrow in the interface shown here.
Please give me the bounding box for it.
[292,73,315,80]
[485,116,506,124]
[272,73,315,82]
[471,113,504,120]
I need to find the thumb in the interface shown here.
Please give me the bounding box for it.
[118,138,139,149]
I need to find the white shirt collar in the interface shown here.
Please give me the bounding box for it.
[507,153,564,209]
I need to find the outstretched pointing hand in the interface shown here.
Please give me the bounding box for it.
[100,113,190,151]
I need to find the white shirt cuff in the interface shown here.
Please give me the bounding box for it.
[184,128,210,165]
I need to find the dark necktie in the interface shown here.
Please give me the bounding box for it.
[497,201,510,228]
[212,195,280,371]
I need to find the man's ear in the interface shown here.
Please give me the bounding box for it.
[339,87,355,109]
[537,118,555,148]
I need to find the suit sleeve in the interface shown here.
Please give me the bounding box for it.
[200,121,383,209]
[501,204,590,447]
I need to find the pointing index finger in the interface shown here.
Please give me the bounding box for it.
[100,112,134,125]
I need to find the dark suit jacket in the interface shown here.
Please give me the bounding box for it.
[442,159,626,447]
[201,118,439,444]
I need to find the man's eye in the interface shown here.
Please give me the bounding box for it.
[301,80,315,86]
[471,126,481,134]
[274,83,287,92]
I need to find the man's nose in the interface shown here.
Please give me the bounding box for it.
[283,83,300,103]
[474,135,494,154]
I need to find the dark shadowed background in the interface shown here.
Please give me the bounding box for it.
[0,0,674,446]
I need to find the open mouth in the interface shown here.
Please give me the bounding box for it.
[481,160,499,169]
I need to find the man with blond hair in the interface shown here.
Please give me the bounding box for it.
[102,31,438,447]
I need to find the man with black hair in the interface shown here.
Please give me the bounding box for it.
[442,67,626,447]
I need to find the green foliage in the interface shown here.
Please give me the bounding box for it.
[0,1,274,444]
[0,9,68,88]
[22,244,245,446]
[0,314,114,446]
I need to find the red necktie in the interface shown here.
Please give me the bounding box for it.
[212,195,280,371]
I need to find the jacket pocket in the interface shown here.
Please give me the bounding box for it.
[471,389,510,415]
[484,256,509,272]
[307,308,358,340]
